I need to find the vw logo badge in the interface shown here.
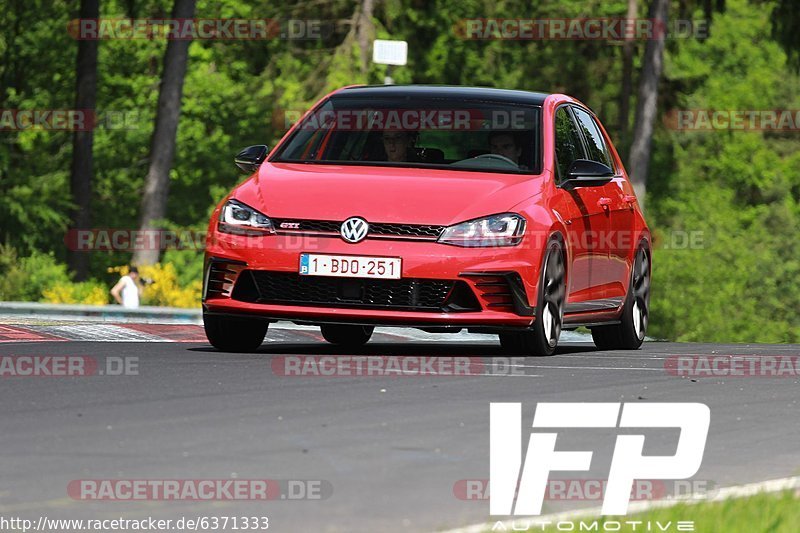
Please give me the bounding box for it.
[340,217,369,243]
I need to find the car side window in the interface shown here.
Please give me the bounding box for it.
[573,107,613,169]
[554,107,585,182]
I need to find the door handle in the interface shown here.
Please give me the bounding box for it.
[597,197,612,209]
[623,195,637,204]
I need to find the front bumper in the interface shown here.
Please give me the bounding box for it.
[203,232,542,328]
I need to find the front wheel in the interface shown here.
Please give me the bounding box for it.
[591,243,650,350]
[499,239,566,356]
[320,325,374,347]
[203,314,268,352]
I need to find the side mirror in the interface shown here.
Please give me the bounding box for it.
[234,145,269,174]
[561,159,614,190]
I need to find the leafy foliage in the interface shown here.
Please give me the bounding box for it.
[648,0,800,342]
[0,244,106,304]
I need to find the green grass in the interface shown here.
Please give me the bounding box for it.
[494,491,800,532]
[616,491,799,532]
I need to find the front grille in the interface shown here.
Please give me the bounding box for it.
[274,219,340,233]
[368,222,443,239]
[234,271,468,312]
[271,218,444,240]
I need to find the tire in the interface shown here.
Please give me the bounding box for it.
[591,242,651,350]
[498,239,566,357]
[203,313,268,352]
[320,324,374,347]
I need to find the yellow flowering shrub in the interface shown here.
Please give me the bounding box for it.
[137,262,201,309]
[42,282,109,305]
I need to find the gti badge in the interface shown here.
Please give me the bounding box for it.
[340,217,369,243]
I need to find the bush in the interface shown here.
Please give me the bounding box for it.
[136,262,201,309]
[0,248,201,308]
[0,244,28,301]
[42,282,108,305]
[0,244,110,304]
[0,244,69,301]
[161,249,204,289]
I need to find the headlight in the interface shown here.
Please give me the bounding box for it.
[218,199,275,235]
[438,213,526,247]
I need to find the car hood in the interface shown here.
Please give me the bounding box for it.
[231,162,542,225]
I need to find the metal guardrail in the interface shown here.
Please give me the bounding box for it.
[0,301,201,324]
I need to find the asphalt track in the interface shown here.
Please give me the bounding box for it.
[1,321,799,532]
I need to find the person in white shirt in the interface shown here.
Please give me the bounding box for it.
[110,266,142,309]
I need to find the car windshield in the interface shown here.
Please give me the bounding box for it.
[272,95,542,174]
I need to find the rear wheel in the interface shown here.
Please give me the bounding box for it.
[320,324,374,347]
[203,314,268,352]
[499,239,566,356]
[591,242,650,350]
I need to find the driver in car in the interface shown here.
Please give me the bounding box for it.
[488,131,522,166]
[382,130,419,162]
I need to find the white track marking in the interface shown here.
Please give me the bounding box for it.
[35,324,167,342]
[501,364,662,372]
[1,320,598,344]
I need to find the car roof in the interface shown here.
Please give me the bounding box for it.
[335,85,551,105]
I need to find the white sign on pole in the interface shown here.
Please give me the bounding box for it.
[372,40,408,66]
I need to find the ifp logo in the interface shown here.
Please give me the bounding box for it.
[490,402,710,516]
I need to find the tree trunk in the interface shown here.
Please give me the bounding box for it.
[68,0,100,280]
[628,0,669,210]
[618,0,638,149]
[133,0,197,266]
[356,0,374,75]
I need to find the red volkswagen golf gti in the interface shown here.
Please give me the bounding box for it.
[203,86,651,355]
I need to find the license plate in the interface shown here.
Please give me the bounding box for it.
[299,253,402,279]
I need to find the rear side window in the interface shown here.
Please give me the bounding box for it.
[554,107,585,181]
[573,107,613,169]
